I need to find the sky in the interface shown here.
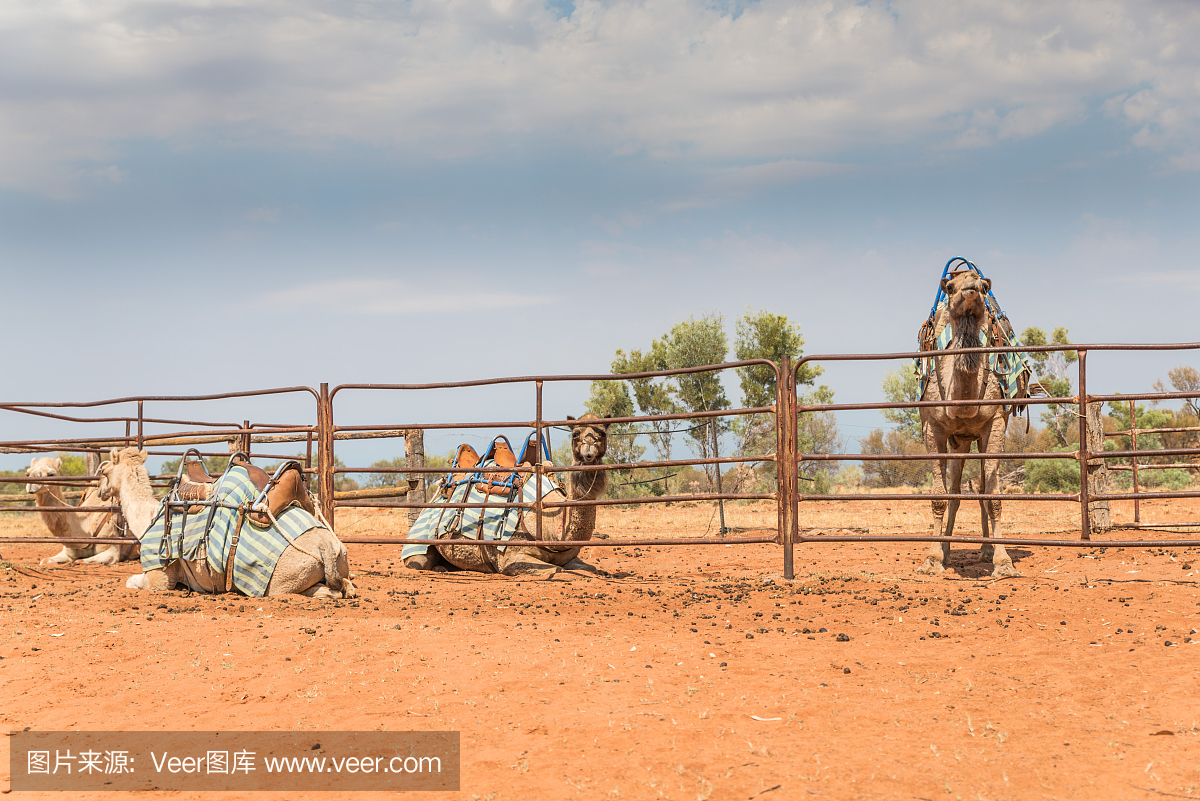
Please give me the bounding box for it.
[2,0,1199,467]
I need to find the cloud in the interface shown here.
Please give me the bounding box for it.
[244,206,281,222]
[3,0,1200,194]
[261,278,555,315]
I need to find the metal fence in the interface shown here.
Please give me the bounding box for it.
[3,342,1200,580]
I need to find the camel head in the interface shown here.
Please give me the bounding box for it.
[97,447,149,501]
[566,414,610,465]
[940,271,990,320]
[940,271,992,372]
[25,456,63,495]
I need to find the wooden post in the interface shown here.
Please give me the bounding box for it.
[710,418,727,535]
[1086,402,1111,531]
[405,428,426,528]
[317,383,336,528]
[777,356,798,579]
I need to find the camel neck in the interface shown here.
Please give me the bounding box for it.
[118,469,160,539]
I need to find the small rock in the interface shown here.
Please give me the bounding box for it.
[836,633,850,642]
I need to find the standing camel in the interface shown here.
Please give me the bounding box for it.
[917,271,1027,577]
[404,414,610,577]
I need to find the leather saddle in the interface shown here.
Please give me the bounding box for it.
[438,432,556,501]
[174,450,314,526]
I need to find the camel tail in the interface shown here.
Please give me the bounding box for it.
[319,544,343,592]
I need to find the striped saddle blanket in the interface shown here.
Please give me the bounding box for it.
[141,464,323,597]
[915,301,1035,405]
[401,459,563,561]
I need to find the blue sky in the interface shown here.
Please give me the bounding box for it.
[2,0,1199,466]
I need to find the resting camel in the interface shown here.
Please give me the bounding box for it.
[917,271,1026,577]
[404,414,610,577]
[98,448,355,597]
[26,456,136,566]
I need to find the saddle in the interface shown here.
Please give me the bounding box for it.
[439,432,551,499]
[173,450,314,526]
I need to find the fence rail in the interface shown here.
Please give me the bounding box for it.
[2,342,1200,579]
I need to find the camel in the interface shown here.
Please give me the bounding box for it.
[917,271,1027,577]
[26,456,136,566]
[404,414,610,577]
[98,448,355,597]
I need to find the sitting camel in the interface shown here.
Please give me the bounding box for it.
[404,414,610,577]
[917,271,1027,577]
[26,456,137,566]
[98,448,355,597]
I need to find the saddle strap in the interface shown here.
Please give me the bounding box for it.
[224,508,247,594]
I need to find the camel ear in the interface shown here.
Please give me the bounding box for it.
[110,448,121,464]
[980,278,991,294]
[566,415,576,422]
[52,458,63,471]
[137,449,148,463]
[940,278,952,294]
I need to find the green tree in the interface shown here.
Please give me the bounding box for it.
[1021,326,1078,446]
[733,309,823,407]
[365,457,407,489]
[660,314,731,488]
[59,453,89,476]
[733,309,837,488]
[612,346,682,481]
[584,378,648,497]
[880,368,922,441]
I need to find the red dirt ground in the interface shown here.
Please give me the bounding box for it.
[2,497,1199,800]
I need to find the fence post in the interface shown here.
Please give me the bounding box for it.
[777,356,798,579]
[534,381,544,543]
[405,428,426,528]
[317,383,336,528]
[1130,398,1141,525]
[1086,403,1111,531]
[1077,350,1091,541]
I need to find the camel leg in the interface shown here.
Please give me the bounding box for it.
[980,417,1020,577]
[940,442,971,555]
[919,424,952,575]
[300,582,352,599]
[40,544,98,566]
[403,548,452,572]
[126,568,173,591]
[77,545,122,566]
[497,546,559,579]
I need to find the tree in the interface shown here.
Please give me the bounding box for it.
[1153,365,1200,419]
[660,314,730,489]
[733,308,837,487]
[584,378,648,497]
[611,347,680,479]
[1021,326,1078,446]
[880,368,921,441]
[860,428,931,488]
[733,309,823,407]
[365,457,407,489]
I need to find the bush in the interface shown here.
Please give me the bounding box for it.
[1110,468,1193,491]
[1025,450,1080,493]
